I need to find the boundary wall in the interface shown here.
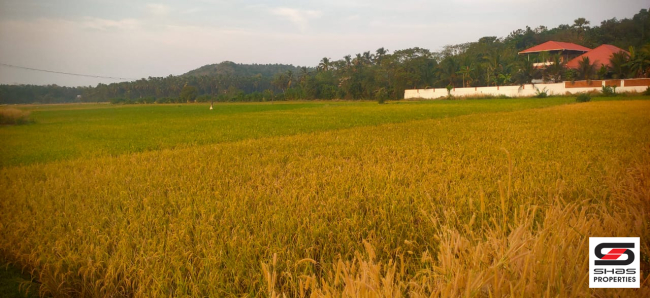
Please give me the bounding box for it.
[404,78,650,99]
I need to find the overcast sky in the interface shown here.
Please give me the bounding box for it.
[0,0,648,87]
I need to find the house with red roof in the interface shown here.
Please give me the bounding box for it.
[565,44,629,70]
[518,41,591,67]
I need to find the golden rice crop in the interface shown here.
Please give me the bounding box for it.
[0,100,649,297]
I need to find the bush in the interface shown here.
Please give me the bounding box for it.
[601,85,616,97]
[196,95,216,103]
[109,97,128,104]
[0,108,32,125]
[140,96,156,104]
[534,87,549,98]
[576,93,591,102]
[643,87,650,96]
[375,87,388,104]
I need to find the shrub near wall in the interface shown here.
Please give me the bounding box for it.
[576,93,591,102]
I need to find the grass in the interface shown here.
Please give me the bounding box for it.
[0,262,39,298]
[0,97,649,297]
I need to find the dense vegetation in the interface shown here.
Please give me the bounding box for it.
[181,61,304,78]
[1,8,649,104]
[1,99,648,296]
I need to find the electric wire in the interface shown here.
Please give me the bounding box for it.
[0,62,136,81]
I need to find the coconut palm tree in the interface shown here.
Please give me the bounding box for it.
[439,56,459,86]
[545,54,566,83]
[318,57,331,72]
[608,51,630,79]
[625,45,650,78]
[375,47,389,66]
[343,55,352,69]
[537,51,551,65]
[577,57,596,82]
[572,17,590,41]
[514,58,540,84]
[299,67,309,85]
[362,51,373,65]
[285,70,294,89]
[483,49,504,86]
[456,65,475,87]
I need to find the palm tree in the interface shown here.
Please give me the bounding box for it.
[344,55,352,69]
[439,56,459,86]
[362,51,373,65]
[456,65,475,87]
[285,70,294,89]
[375,47,388,66]
[546,54,566,83]
[573,17,590,41]
[608,51,630,79]
[577,57,596,82]
[498,73,512,85]
[625,45,650,78]
[272,73,288,99]
[515,58,540,84]
[483,49,504,86]
[353,53,363,68]
[537,51,551,65]
[318,57,331,72]
[299,67,309,85]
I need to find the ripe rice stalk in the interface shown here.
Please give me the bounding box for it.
[0,100,648,296]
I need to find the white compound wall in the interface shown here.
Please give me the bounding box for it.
[404,79,650,99]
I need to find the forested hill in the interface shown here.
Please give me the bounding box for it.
[182,61,305,78]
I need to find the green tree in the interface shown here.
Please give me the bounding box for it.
[514,58,540,84]
[374,47,389,66]
[573,17,591,41]
[318,57,331,72]
[626,44,650,78]
[457,65,475,87]
[180,85,198,103]
[609,51,630,78]
[577,57,596,82]
[272,73,289,99]
[439,56,459,87]
[546,54,566,83]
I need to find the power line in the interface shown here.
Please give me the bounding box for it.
[0,62,137,81]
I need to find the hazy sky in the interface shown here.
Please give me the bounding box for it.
[0,0,648,86]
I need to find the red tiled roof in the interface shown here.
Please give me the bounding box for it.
[565,44,629,69]
[518,41,592,54]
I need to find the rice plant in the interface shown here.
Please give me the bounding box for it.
[0,99,648,297]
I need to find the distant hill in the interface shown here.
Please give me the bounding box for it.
[181,61,304,77]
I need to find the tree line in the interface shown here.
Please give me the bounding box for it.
[1,8,649,104]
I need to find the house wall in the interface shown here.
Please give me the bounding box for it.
[404,79,650,99]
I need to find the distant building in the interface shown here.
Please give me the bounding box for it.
[565,44,629,70]
[518,41,592,67]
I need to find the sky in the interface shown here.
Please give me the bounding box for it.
[0,0,648,87]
